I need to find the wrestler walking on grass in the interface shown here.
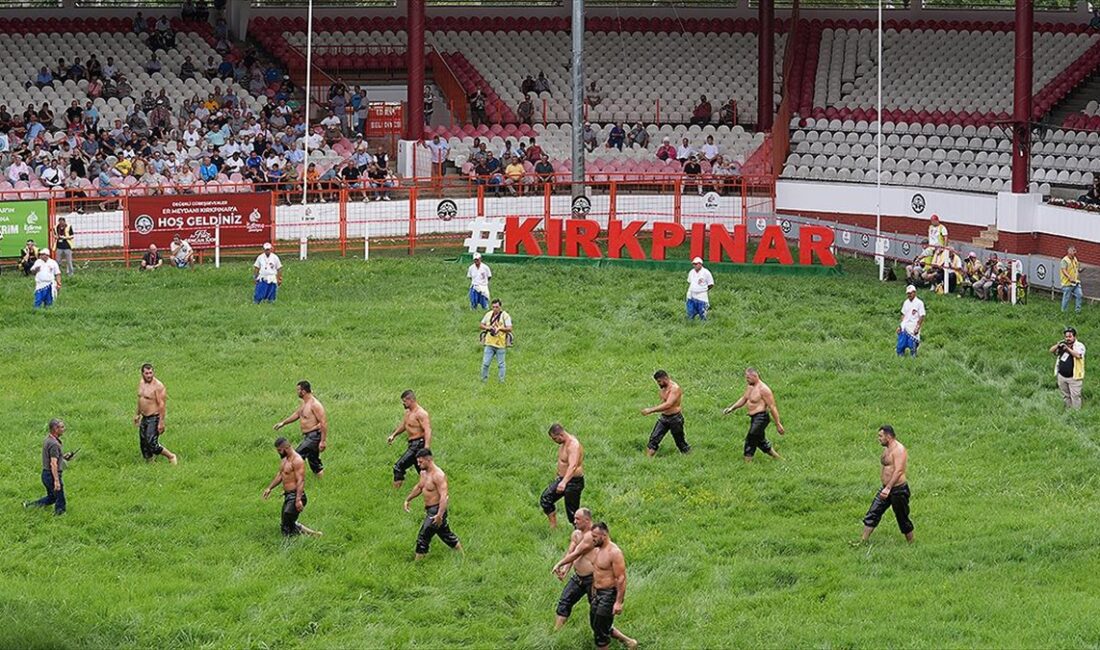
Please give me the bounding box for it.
[404,448,463,560]
[641,370,690,456]
[858,425,914,544]
[540,423,584,529]
[274,380,328,477]
[387,390,432,488]
[263,437,322,537]
[723,367,785,461]
[134,363,178,464]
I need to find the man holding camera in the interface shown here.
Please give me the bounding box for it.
[1050,328,1085,409]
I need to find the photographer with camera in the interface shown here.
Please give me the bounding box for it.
[479,299,513,383]
[1049,327,1086,409]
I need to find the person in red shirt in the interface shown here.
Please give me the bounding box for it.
[525,137,543,163]
[690,95,712,126]
[655,137,676,161]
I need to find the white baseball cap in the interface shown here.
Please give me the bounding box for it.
[39,248,50,256]
[473,252,482,260]
[691,256,703,264]
[263,242,272,250]
[905,284,916,293]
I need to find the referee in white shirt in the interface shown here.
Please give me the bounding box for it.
[253,242,282,303]
[686,257,714,321]
[31,248,61,309]
[467,253,492,310]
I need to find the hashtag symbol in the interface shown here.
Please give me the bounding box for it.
[463,217,506,255]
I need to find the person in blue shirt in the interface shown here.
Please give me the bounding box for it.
[217,59,234,80]
[607,123,626,151]
[26,118,45,142]
[199,157,218,182]
[34,67,53,89]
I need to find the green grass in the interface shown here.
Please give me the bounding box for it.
[2,253,1100,649]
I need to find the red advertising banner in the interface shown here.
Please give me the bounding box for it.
[365,103,403,137]
[127,193,272,250]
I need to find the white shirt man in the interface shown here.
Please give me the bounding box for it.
[253,243,282,303]
[928,216,948,248]
[686,256,715,320]
[897,285,926,357]
[426,137,449,164]
[171,237,193,268]
[700,140,719,162]
[466,254,492,309]
[183,128,202,148]
[31,250,61,308]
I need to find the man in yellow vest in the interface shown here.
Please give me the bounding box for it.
[479,299,512,382]
[1049,327,1085,409]
[1060,246,1082,313]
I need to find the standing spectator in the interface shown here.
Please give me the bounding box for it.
[424,85,435,126]
[517,93,535,125]
[626,123,649,148]
[141,244,163,270]
[927,214,948,248]
[479,298,512,383]
[30,248,61,309]
[467,252,492,310]
[170,234,194,268]
[1049,327,1085,409]
[691,95,712,126]
[423,135,449,176]
[686,256,714,321]
[606,122,626,151]
[469,90,487,127]
[896,285,925,358]
[655,136,676,161]
[55,217,74,276]
[253,242,282,304]
[1060,246,1083,313]
[24,419,71,516]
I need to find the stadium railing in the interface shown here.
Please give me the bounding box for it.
[0,174,775,265]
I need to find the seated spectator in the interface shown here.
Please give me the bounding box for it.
[676,138,696,162]
[170,235,194,268]
[626,123,649,149]
[521,75,536,94]
[1078,173,1100,205]
[503,156,527,195]
[655,137,676,161]
[994,259,1012,301]
[535,154,555,187]
[340,159,363,198]
[582,123,597,153]
[683,155,703,195]
[607,123,626,151]
[720,98,737,126]
[103,56,118,80]
[19,239,38,275]
[691,95,712,126]
[905,247,933,285]
[700,135,719,162]
[960,251,984,297]
[199,156,218,182]
[86,76,104,100]
[518,94,535,125]
[710,155,738,194]
[67,59,86,82]
[7,154,31,183]
[144,54,163,76]
[40,159,62,189]
[141,244,163,270]
[585,81,602,108]
[34,67,54,89]
[204,55,219,80]
[64,100,83,130]
[87,55,103,80]
[367,163,394,201]
[525,137,543,163]
[534,71,551,94]
[266,163,286,195]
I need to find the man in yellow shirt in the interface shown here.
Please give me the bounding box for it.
[504,156,526,196]
[479,299,512,382]
[1060,246,1082,313]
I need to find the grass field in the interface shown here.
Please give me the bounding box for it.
[3,252,1100,649]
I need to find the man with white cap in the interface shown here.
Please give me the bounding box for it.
[253,242,282,304]
[467,253,492,310]
[896,285,925,357]
[927,215,948,248]
[30,247,61,309]
[686,257,714,321]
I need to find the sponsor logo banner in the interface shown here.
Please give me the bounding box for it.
[0,200,48,256]
[127,193,272,249]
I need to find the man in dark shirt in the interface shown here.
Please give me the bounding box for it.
[55,217,74,276]
[535,154,555,188]
[691,95,712,126]
[25,419,71,515]
[141,244,163,270]
[683,155,703,195]
[19,239,38,275]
